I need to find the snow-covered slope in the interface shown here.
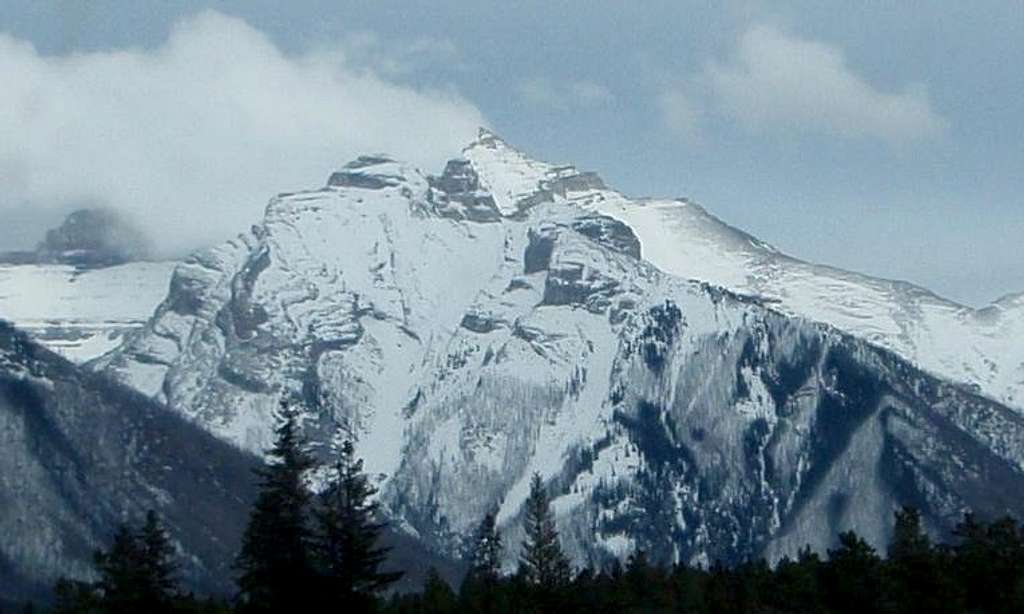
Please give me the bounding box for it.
[0,262,176,361]
[463,132,1024,411]
[97,134,1024,569]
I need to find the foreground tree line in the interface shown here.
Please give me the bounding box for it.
[34,403,1024,613]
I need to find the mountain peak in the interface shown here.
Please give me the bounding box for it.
[326,155,419,190]
[471,126,505,148]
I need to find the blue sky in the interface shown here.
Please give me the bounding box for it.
[1,1,1021,305]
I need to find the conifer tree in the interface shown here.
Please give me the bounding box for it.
[313,438,402,609]
[83,511,181,614]
[421,567,458,613]
[468,511,503,584]
[518,473,571,591]
[886,506,960,614]
[888,506,931,560]
[235,401,317,612]
[460,511,504,611]
[137,510,179,611]
[94,523,146,612]
[823,531,882,614]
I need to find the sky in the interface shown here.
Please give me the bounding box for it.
[0,1,1021,306]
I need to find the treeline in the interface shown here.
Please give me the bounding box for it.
[29,403,1024,613]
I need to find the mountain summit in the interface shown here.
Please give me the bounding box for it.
[88,134,1024,567]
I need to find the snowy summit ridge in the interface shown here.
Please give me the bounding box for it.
[90,130,1024,568]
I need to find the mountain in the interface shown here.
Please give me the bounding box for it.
[463,132,1024,412]
[0,320,257,604]
[0,261,177,362]
[0,321,459,603]
[34,208,151,267]
[95,131,1024,569]
[0,207,175,363]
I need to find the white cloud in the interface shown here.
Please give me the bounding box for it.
[519,77,613,110]
[337,31,464,76]
[657,88,702,141]
[0,10,486,256]
[661,24,946,144]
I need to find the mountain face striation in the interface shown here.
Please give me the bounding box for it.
[91,131,1024,568]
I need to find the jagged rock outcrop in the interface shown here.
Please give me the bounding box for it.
[94,131,1024,571]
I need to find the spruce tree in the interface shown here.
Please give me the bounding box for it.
[313,439,401,609]
[235,401,317,612]
[137,510,179,611]
[468,511,503,584]
[460,511,504,611]
[823,531,882,614]
[518,473,571,591]
[94,522,146,613]
[421,567,458,613]
[886,506,961,614]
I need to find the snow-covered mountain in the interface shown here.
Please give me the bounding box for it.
[463,131,1024,412]
[95,131,1024,568]
[0,262,177,361]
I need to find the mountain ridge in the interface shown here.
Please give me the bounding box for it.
[91,135,1024,570]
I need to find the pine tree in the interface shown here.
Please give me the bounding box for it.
[468,511,503,584]
[313,439,402,609]
[460,511,504,611]
[137,510,179,611]
[518,473,571,591]
[823,531,882,614]
[55,511,180,613]
[235,401,317,612]
[885,506,963,614]
[888,506,930,560]
[94,522,147,613]
[421,567,458,613]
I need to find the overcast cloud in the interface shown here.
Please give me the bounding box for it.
[0,10,485,256]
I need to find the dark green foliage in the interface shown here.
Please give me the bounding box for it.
[420,568,457,613]
[55,511,181,613]
[639,301,683,371]
[42,476,1024,614]
[234,402,317,612]
[883,506,961,614]
[518,474,572,592]
[313,439,402,609]
[821,530,883,614]
[138,510,179,608]
[952,513,1024,614]
[459,511,504,612]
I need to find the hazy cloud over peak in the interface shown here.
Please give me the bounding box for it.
[0,10,485,256]
[661,24,947,144]
[518,77,614,110]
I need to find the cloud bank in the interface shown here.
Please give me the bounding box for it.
[662,25,946,144]
[0,10,486,256]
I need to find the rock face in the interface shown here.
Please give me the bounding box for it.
[0,321,259,604]
[36,208,151,267]
[97,131,1024,569]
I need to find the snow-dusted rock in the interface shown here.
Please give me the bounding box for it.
[95,131,1024,568]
